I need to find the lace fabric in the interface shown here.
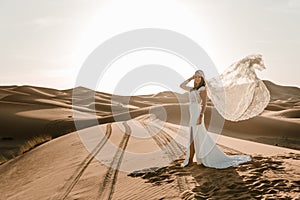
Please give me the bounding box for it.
[189,87,205,104]
[181,54,269,168]
[206,54,270,121]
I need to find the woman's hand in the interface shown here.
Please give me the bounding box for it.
[197,114,203,125]
[188,75,195,81]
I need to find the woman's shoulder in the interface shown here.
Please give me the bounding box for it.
[197,85,206,92]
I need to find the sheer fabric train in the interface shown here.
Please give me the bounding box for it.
[181,54,270,168]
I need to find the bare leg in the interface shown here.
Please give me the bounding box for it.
[181,127,195,167]
[188,128,195,165]
[189,141,195,163]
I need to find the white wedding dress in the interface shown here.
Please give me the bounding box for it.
[180,86,252,168]
[181,54,270,169]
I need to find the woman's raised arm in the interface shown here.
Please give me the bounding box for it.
[180,76,194,92]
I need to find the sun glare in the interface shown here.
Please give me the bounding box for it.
[74,0,215,95]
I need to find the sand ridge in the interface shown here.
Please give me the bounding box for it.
[0,81,299,199]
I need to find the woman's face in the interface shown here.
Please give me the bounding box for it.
[194,73,202,84]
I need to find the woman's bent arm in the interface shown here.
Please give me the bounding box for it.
[199,87,207,115]
[180,77,193,91]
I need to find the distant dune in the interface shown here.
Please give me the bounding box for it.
[0,80,299,164]
[0,80,299,199]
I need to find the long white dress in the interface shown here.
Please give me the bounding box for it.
[180,87,251,169]
[180,54,270,168]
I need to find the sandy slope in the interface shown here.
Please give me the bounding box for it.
[0,81,299,164]
[0,80,299,199]
[0,115,299,200]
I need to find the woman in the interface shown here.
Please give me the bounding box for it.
[180,70,252,168]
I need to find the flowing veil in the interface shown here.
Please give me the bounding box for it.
[180,54,269,168]
[205,54,270,121]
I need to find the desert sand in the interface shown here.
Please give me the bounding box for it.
[0,80,299,199]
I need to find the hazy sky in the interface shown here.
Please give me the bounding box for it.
[0,0,299,95]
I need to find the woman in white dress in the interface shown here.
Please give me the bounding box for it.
[179,54,270,169]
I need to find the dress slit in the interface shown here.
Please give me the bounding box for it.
[181,87,251,168]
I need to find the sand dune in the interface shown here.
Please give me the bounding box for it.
[0,114,299,199]
[263,80,300,101]
[272,109,300,118]
[0,80,299,199]
[0,80,299,163]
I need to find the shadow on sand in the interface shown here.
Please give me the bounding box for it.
[128,154,300,199]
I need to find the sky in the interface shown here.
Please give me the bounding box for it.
[0,0,299,95]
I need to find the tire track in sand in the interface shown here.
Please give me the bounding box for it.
[55,123,112,200]
[97,121,132,200]
[139,120,191,193]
